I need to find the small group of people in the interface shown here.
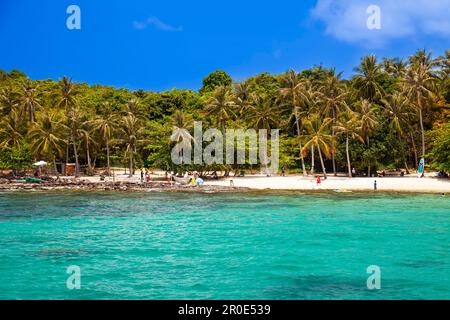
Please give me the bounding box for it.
[140,169,152,183]
[190,171,204,187]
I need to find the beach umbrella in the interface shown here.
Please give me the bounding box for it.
[33,161,47,166]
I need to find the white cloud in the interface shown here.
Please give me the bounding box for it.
[311,0,450,45]
[133,16,183,32]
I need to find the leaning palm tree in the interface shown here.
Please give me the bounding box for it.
[279,69,311,176]
[90,102,118,175]
[403,49,437,158]
[19,80,41,123]
[28,112,66,173]
[205,86,236,132]
[334,112,364,178]
[353,55,385,102]
[118,114,146,177]
[317,70,348,175]
[301,115,334,179]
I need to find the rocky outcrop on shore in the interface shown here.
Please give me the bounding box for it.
[0,180,247,193]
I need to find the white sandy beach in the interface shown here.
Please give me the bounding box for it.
[205,175,450,193]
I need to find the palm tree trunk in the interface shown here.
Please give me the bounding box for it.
[310,145,315,174]
[346,135,352,178]
[418,107,425,157]
[106,136,111,176]
[86,140,92,174]
[73,140,80,177]
[317,144,327,179]
[331,108,337,176]
[410,132,418,169]
[53,157,58,176]
[129,152,133,177]
[367,135,371,177]
[294,107,307,176]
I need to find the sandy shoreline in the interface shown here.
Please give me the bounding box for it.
[206,175,450,193]
[0,173,449,194]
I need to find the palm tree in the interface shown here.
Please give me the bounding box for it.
[354,99,379,176]
[234,82,251,115]
[20,80,41,123]
[317,70,348,175]
[301,115,334,179]
[56,77,78,174]
[0,88,18,116]
[90,102,118,175]
[403,50,437,158]
[353,55,384,102]
[125,99,142,117]
[170,110,194,165]
[247,94,279,130]
[279,69,311,176]
[79,121,97,175]
[118,114,146,177]
[28,112,66,173]
[381,93,412,136]
[334,112,364,178]
[205,86,236,132]
[0,109,23,148]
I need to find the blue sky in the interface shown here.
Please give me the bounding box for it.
[1,0,449,91]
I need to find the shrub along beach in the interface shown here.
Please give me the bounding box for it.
[0,49,449,193]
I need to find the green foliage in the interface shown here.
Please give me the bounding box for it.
[0,145,33,169]
[199,70,232,95]
[428,122,450,172]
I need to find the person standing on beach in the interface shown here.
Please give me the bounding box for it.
[316,176,321,186]
[374,180,377,191]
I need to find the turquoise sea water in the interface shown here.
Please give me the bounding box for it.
[0,191,449,300]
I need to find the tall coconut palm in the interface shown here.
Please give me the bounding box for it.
[65,106,83,177]
[205,86,236,132]
[28,112,66,173]
[317,70,348,175]
[90,102,118,175]
[19,80,41,123]
[353,55,384,102]
[354,99,379,176]
[334,112,364,178]
[56,77,78,174]
[279,69,311,176]
[301,116,334,179]
[118,114,146,177]
[79,121,98,175]
[403,50,437,158]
